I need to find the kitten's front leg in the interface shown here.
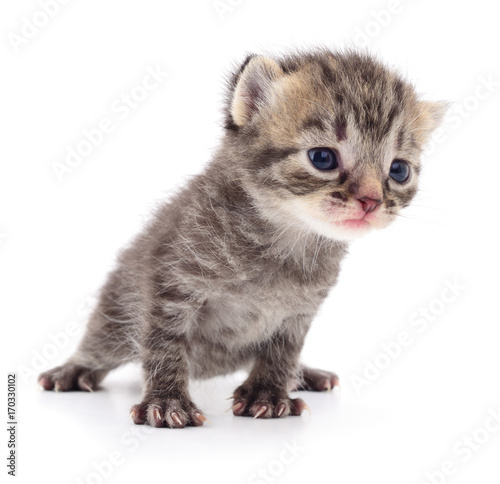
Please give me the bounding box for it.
[231,315,311,419]
[130,313,206,428]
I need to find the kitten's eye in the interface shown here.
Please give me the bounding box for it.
[389,160,410,183]
[308,148,338,171]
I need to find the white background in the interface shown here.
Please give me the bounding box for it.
[1,1,500,483]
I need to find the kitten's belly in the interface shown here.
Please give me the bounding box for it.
[186,292,310,379]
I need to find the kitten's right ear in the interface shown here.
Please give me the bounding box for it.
[230,55,283,127]
[414,100,449,144]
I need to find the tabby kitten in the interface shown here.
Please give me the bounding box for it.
[39,50,446,428]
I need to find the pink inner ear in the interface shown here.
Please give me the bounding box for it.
[232,57,283,125]
[242,76,266,119]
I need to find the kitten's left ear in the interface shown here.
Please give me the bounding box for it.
[415,100,449,144]
[230,55,283,127]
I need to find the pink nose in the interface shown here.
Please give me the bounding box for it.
[357,196,382,214]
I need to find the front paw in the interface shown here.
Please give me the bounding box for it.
[130,396,206,428]
[231,385,309,419]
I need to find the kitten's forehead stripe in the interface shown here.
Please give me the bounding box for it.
[334,115,347,141]
[302,117,326,132]
[289,53,408,144]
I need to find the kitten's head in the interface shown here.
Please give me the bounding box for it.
[223,50,446,241]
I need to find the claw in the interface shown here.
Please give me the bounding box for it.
[80,382,94,392]
[130,409,138,420]
[303,404,311,415]
[277,404,286,417]
[253,406,268,419]
[194,412,212,425]
[171,412,183,427]
[153,408,161,421]
[230,401,245,414]
[54,382,60,392]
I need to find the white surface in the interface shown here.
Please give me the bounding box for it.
[1,0,500,483]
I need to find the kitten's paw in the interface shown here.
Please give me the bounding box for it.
[130,397,206,428]
[38,364,105,392]
[231,386,308,419]
[295,366,339,392]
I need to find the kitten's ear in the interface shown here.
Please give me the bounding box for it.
[415,100,449,144]
[230,55,283,127]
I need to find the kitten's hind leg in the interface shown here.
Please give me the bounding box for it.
[294,365,339,392]
[37,312,128,392]
[39,364,110,392]
[39,273,139,392]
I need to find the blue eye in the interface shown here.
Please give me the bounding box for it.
[389,160,410,183]
[308,148,339,171]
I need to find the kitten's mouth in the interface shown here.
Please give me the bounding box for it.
[337,218,370,229]
[292,198,391,241]
[324,199,378,231]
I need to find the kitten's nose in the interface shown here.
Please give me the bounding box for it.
[357,196,382,214]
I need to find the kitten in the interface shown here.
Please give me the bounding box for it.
[39,49,446,427]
